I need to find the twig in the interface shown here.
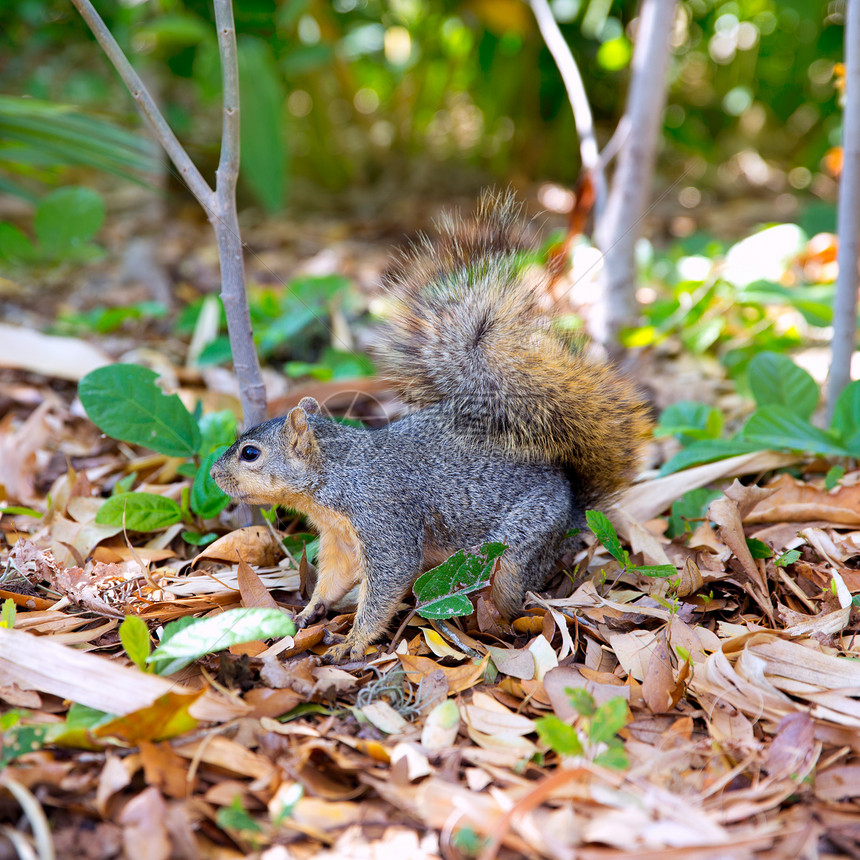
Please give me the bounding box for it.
[387,607,418,655]
[68,0,212,207]
[827,0,860,418]
[529,0,606,214]
[433,619,483,660]
[70,0,267,435]
[211,0,267,430]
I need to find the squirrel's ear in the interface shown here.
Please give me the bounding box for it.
[287,407,318,459]
[298,396,321,415]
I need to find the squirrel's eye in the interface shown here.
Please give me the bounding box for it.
[240,445,261,462]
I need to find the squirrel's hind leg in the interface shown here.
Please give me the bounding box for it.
[488,489,572,621]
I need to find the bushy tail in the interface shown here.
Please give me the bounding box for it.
[377,190,650,509]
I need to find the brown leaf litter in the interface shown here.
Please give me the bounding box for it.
[2,367,860,859]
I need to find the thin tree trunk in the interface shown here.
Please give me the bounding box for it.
[212,0,266,429]
[827,0,860,419]
[592,0,677,353]
[70,0,266,430]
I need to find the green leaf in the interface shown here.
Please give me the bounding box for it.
[198,410,238,458]
[1,723,49,765]
[565,687,596,717]
[182,531,218,546]
[158,615,198,649]
[119,616,151,671]
[746,538,773,559]
[585,510,626,565]
[79,364,201,457]
[114,472,137,494]
[741,406,851,458]
[1,598,16,629]
[655,401,723,443]
[271,782,303,824]
[747,352,819,419]
[190,448,230,519]
[96,493,183,531]
[0,96,160,189]
[658,438,767,476]
[593,742,629,770]
[148,608,295,675]
[416,593,475,619]
[413,543,507,620]
[830,381,860,455]
[775,549,801,568]
[450,827,488,856]
[535,715,584,756]
[216,796,264,834]
[0,223,36,263]
[825,465,846,491]
[632,564,678,578]
[34,187,104,257]
[589,697,629,744]
[238,36,288,213]
[282,533,319,563]
[0,506,42,518]
[666,487,722,538]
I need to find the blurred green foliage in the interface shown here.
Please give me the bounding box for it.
[655,352,860,475]
[1,0,843,209]
[626,222,837,381]
[0,186,106,264]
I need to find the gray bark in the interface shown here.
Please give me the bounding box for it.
[592,0,677,353]
[70,0,266,429]
[827,0,860,419]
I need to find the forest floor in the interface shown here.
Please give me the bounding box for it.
[1,189,859,860]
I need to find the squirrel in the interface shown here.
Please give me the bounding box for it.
[211,191,650,663]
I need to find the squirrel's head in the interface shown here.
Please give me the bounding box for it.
[210,397,324,507]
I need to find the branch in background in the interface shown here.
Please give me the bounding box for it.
[69,0,267,431]
[827,0,860,419]
[212,0,267,430]
[592,0,677,354]
[68,0,212,206]
[529,0,606,215]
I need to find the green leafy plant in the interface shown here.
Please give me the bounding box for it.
[535,688,630,770]
[52,301,168,336]
[411,542,507,620]
[0,95,160,202]
[659,352,860,476]
[0,186,105,265]
[627,225,834,376]
[586,510,676,578]
[180,275,356,370]
[78,363,236,532]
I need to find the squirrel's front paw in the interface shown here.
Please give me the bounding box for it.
[294,600,327,630]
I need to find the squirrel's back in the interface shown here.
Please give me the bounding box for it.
[376,190,650,510]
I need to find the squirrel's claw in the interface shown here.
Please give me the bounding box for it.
[323,639,367,664]
[294,600,327,630]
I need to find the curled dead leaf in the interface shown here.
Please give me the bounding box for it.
[193,525,282,567]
